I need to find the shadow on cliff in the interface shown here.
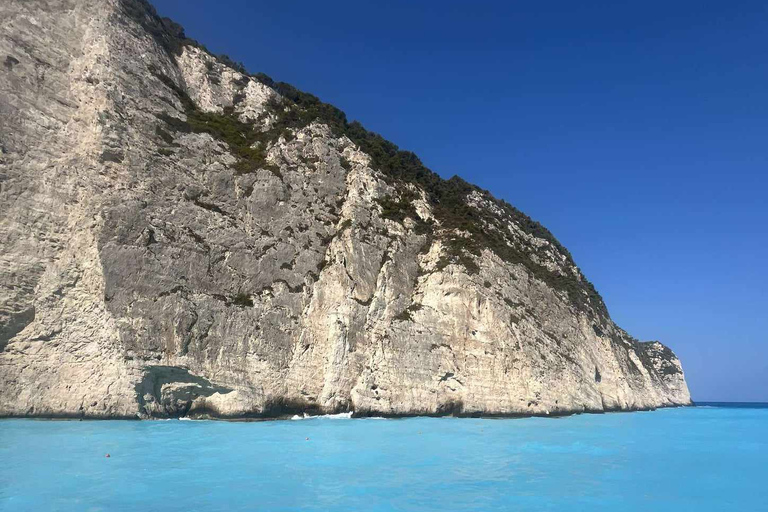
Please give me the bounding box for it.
[135,365,233,418]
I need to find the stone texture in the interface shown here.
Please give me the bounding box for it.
[0,0,691,419]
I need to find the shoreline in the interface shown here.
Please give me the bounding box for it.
[0,402,694,422]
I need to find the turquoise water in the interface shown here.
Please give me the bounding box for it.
[1,405,766,511]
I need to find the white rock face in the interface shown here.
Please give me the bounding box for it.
[0,0,691,419]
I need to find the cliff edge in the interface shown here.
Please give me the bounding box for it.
[0,0,691,418]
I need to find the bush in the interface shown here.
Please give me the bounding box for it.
[146,20,608,316]
[376,192,418,223]
[152,68,280,178]
[186,107,269,174]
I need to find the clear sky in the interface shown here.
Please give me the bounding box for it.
[151,0,767,402]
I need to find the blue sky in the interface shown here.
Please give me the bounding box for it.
[151,0,767,402]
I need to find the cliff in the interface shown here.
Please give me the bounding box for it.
[0,0,691,419]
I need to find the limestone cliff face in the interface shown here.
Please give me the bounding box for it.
[0,0,690,419]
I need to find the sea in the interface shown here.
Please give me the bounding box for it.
[0,403,765,511]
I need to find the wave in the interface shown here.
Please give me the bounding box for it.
[291,412,354,420]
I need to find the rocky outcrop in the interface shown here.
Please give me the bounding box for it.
[0,0,690,419]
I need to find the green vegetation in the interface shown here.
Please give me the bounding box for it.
[150,66,279,177]
[142,13,608,316]
[238,74,598,304]
[120,1,198,58]
[216,53,247,75]
[375,191,419,223]
[186,107,270,174]
[635,340,682,376]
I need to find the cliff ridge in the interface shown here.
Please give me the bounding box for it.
[0,0,691,419]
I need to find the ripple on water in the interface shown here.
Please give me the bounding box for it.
[0,406,766,512]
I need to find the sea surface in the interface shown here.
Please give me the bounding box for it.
[1,404,766,511]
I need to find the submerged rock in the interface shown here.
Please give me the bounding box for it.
[0,0,690,419]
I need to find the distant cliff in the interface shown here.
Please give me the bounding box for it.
[0,0,691,419]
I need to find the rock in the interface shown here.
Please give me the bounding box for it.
[0,0,691,419]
